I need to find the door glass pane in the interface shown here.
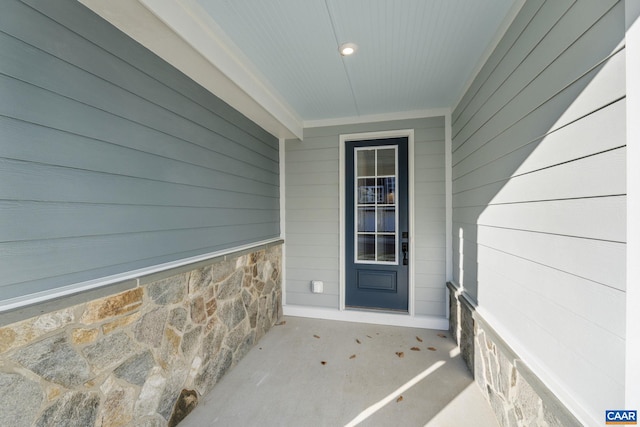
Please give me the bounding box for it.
[357,150,375,176]
[377,149,395,176]
[357,178,376,204]
[357,207,375,232]
[377,207,395,232]
[354,145,398,264]
[357,234,375,260]
[378,177,395,205]
[377,235,395,262]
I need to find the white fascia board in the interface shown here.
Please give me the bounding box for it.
[304,108,450,129]
[80,0,302,140]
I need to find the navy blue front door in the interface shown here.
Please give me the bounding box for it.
[345,137,408,311]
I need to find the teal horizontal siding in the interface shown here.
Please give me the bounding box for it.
[0,0,279,303]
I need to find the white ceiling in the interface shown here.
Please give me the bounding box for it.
[82,0,521,138]
[193,0,519,122]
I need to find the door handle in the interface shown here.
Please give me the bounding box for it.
[402,242,408,266]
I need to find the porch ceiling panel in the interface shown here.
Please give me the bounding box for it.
[194,0,519,122]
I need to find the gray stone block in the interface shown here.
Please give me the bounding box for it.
[11,334,91,388]
[218,297,246,330]
[35,391,99,427]
[148,274,187,305]
[83,332,137,371]
[0,372,44,427]
[216,270,244,300]
[113,350,155,387]
[135,308,168,348]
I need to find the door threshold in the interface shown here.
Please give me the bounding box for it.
[345,305,409,315]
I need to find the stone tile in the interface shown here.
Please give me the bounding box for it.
[161,328,182,366]
[181,326,203,359]
[0,328,17,354]
[135,369,167,417]
[71,328,99,345]
[168,307,188,332]
[195,347,232,396]
[0,372,44,427]
[148,274,187,306]
[102,312,142,335]
[11,334,92,388]
[33,308,75,333]
[135,308,168,348]
[205,298,217,317]
[35,391,100,427]
[223,320,250,353]
[157,367,189,421]
[512,374,541,425]
[113,351,155,387]
[218,297,246,330]
[200,324,226,367]
[83,332,138,371]
[216,270,244,300]
[210,259,236,284]
[189,297,206,325]
[99,376,135,427]
[188,267,212,294]
[81,288,143,324]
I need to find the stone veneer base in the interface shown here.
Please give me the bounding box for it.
[447,282,582,427]
[0,243,282,427]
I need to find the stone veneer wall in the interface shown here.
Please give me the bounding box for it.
[0,244,282,427]
[448,283,581,427]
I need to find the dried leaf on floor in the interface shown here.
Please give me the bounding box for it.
[275,321,286,326]
[313,334,320,339]
[321,361,327,365]
[410,347,420,351]
[427,347,437,351]
[416,336,423,342]
[395,351,404,358]
[356,339,361,344]
[437,333,447,338]
[349,354,356,359]
[396,396,403,403]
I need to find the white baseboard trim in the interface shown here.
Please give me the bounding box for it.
[283,304,449,330]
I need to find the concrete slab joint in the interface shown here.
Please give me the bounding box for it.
[0,243,283,427]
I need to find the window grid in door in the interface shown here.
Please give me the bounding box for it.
[354,146,398,265]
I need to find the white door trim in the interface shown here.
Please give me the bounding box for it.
[339,129,415,315]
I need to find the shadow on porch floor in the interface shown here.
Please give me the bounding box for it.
[180,316,499,427]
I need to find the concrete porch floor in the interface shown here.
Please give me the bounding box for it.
[180,316,499,427]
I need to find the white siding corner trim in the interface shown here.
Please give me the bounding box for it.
[625,0,640,409]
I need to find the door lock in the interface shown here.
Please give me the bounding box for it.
[402,242,408,266]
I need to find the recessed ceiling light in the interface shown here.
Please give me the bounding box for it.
[339,42,358,56]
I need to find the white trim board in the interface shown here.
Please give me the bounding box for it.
[304,108,450,130]
[279,137,287,306]
[283,305,449,330]
[0,237,283,313]
[625,0,640,409]
[339,129,416,316]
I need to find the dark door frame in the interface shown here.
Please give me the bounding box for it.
[339,130,415,316]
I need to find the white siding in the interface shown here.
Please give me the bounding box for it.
[285,117,446,316]
[452,0,626,424]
